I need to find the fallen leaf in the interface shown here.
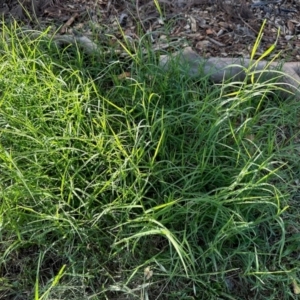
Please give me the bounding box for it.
[144,266,153,280]
[117,72,131,80]
[292,280,300,294]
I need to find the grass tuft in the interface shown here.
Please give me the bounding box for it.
[1,21,300,299]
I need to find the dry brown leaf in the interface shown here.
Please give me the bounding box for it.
[117,72,131,80]
[292,280,300,294]
[144,266,153,280]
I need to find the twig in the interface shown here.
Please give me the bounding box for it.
[60,13,79,34]
[206,37,225,47]
[238,13,259,35]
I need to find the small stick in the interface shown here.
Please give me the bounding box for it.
[206,37,225,47]
[238,13,258,35]
[60,13,79,34]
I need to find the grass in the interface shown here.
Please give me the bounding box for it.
[1,21,300,299]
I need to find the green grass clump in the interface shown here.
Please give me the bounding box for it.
[1,22,300,299]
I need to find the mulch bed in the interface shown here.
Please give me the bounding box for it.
[1,0,300,60]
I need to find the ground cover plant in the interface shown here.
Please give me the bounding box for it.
[1,21,300,300]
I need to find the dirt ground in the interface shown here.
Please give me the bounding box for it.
[1,0,300,61]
